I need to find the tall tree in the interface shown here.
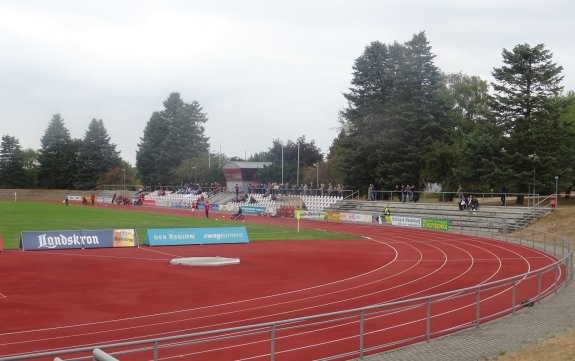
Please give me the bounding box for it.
[136,93,210,185]
[37,114,78,189]
[0,135,27,188]
[439,72,500,191]
[74,119,122,189]
[332,32,451,193]
[557,92,575,198]
[21,148,39,187]
[136,111,167,186]
[491,44,565,202]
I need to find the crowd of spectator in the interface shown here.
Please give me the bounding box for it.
[153,182,223,196]
[395,184,420,202]
[458,194,480,211]
[230,193,259,204]
[243,182,346,197]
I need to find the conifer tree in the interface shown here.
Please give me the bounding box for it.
[74,119,121,189]
[37,114,78,189]
[0,135,27,188]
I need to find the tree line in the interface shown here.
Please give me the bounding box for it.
[1,31,574,200]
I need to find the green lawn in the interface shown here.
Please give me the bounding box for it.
[0,201,357,249]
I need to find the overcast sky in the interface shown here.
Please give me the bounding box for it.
[1,0,573,165]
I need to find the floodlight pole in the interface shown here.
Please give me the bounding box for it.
[555,176,559,208]
[315,163,319,192]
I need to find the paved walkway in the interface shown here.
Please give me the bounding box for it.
[354,281,575,361]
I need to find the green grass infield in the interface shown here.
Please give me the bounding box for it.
[0,201,358,249]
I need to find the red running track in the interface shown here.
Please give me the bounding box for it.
[0,207,564,360]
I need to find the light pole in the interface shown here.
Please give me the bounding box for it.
[122,168,126,190]
[192,166,197,184]
[528,153,538,206]
[315,162,319,192]
[555,176,559,208]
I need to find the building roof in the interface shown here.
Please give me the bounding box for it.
[221,161,272,169]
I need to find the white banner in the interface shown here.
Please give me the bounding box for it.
[390,216,422,228]
[155,199,169,207]
[339,212,373,224]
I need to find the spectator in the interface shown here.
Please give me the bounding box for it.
[368,183,375,201]
[406,185,413,202]
[90,194,95,206]
[500,185,508,206]
[204,201,210,218]
[470,195,479,211]
[458,195,467,210]
[411,184,419,202]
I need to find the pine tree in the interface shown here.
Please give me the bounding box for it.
[37,114,78,189]
[74,119,121,189]
[136,93,210,186]
[491,44,565,202]
[0,135,27,188]
[333,32,451,193]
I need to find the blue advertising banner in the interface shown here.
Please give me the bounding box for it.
[20,229,138,251]
[240,206,267,215]
[144,227,249,246]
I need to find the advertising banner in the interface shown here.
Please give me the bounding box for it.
[155,199,169,207]
[169,200,191,208]
[144,227,249,246]
[240,206,267,215]
[20,229,138,251]
[379,215,391,224]
[422,218,449,231]
[294,210,326,220]
[339,212,373,224]
[325,212,341,221]
[390,216,422,228]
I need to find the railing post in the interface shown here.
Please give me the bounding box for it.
[475,287,481,328]
[270,325,276,361]
[555,265,559,295]
[554,238,557,257]
[359,309,365,358]
[153,341,159,361]
[512,281,517,314]
[475,216,478,237]
[537,271,542,304]
[426,298,431,341]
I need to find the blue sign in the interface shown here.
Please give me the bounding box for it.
[240,206,267,215]
[144,227,249,246]
[20,229,138,251]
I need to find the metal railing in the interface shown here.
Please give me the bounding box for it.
[369,190,544,206]
[0,222,571,361]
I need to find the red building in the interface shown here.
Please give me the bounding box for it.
[221,161,271,192]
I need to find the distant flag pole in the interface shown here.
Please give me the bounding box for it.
[296,212,300,233]
[281,143,284,184]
